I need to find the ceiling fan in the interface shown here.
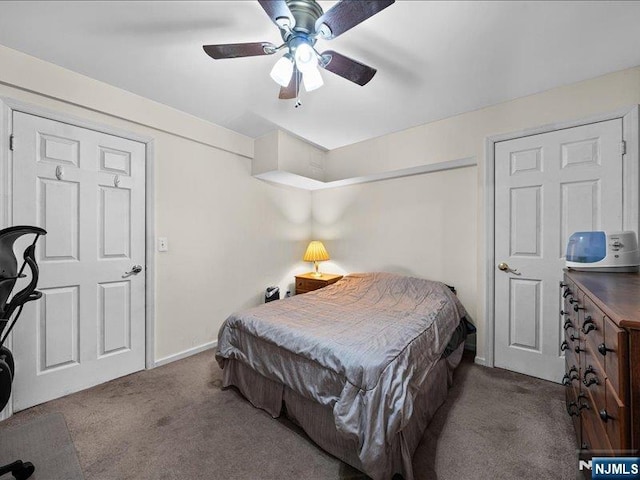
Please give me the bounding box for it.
[203,0,395,101]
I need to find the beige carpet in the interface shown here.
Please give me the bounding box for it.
[0,351,578,480]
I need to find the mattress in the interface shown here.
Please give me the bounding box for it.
[216,272,468,479]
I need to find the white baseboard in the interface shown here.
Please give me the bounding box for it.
[155,340,217,368]
[474,356,487,366]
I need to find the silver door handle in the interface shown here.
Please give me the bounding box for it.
[122,265,143,278]
[498,262,521,275]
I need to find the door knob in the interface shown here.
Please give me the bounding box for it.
[122,265,143,278]
[498,262,520,275]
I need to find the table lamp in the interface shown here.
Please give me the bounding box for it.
[303,241,330,277]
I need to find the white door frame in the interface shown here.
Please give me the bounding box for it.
[481,105,640,368]
[0,97,157,419]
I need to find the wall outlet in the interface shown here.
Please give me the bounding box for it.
[158,237,169,252]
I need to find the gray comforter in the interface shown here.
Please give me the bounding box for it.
[216,272,467,479]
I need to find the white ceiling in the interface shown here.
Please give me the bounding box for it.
[0,1,639,150]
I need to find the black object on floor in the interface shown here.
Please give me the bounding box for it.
[0,225,47,480]
[0,460,35,480]
[0,413,84,480]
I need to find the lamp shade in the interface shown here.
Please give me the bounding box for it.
[302,66,324,92]
[270,54,294,87]
[303,241,330,262]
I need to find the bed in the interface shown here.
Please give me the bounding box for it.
[216,272,471,480]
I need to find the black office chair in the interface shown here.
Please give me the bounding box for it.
[0,226,46,480]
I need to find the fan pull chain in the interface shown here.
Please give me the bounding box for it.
[295,70,302,108]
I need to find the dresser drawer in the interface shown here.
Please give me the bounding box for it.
[582,389,613,453]
[561,278,577,307]
[562,288,578,330]
[562,301,581,363]
[563,335,580,375]
[565,380,582,446]
[296,277,323,293]
[295,274,343,295]
[580,296,605,354]
[562,314,578,339]
[604,381,630,452]
[602,317,629,402]
[582,341,606,415]
[564,356,580,388]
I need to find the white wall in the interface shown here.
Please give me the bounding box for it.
[152,138,310,359]
[314,65,640,362]
[0,45,311,362]
[312,167,477,325]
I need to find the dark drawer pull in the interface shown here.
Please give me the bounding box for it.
[562,371,579,386]
[575,345,583,354]
[560,282,567,288]
[582,316,596,334]
[599,409,612,422]
[583,365,599,387]
[560,310,569,316]
[566,401,579,417]
[574,304,584,312]
[576,393,589,413]
[598,343,613,356]
[570,333,579,342]
[560,340,569,351]
[563,319,573,330]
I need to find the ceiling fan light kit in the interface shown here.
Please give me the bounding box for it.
[302,64,324,91]
[270,53,295,87]
[203,0,395,105]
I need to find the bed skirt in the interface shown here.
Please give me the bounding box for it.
[221,344,465,480]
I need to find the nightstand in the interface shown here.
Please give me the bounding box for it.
[295,272,343,294]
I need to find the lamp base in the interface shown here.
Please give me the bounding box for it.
[312,261,323,277]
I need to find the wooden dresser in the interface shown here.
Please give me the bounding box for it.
[562,270,640,457]
[295,272,343,294]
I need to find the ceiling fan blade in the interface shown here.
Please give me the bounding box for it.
[315,0,395,40]
[279,67,302,99]
[258,0,295,28]
[320,50,377,86]
[203,42,277,59]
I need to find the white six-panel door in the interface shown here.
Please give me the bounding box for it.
[11,112,146,410]
[494,119,623,382]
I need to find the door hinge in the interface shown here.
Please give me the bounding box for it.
[620,140,626,156]
[9,134,14,151]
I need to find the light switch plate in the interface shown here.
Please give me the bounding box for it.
[158,237,169,252]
